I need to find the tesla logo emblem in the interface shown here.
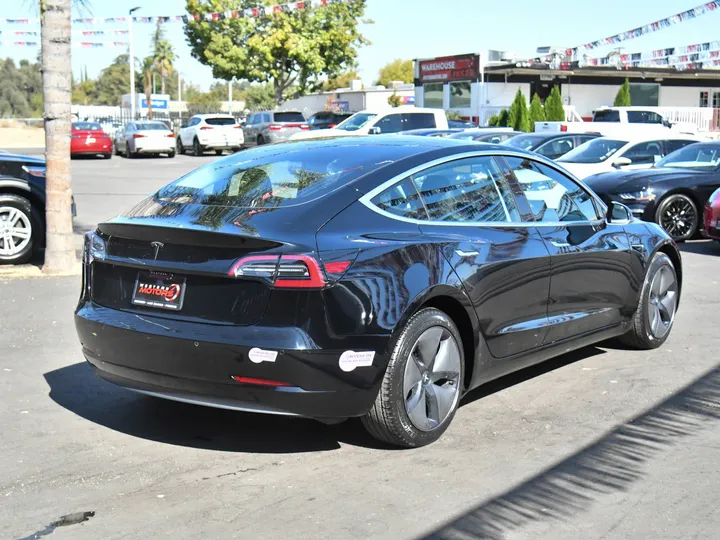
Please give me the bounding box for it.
[150,241,164,260]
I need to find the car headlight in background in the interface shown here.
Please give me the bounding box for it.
[22,165,46,178]
[618,189,656,202]
[83,231,106,264]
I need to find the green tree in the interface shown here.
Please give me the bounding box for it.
[487,114,499,127]
[151,20,176,95]
[507,89,530,132]
[376,59,413,87]
[528,93,546,131]
[244,84,275,111]
[614,78,631,107]
[0,58,44,117]
[71,79,97,105]
[544,86,565,121]
[184,0,369,106]
[94,55,141,106]
[497,109,509,127]
[186,90,221,110]
[323,70,360,91]
[141,57,155,119]
[387,91,403,107]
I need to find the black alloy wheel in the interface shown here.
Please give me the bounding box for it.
[656,193,698,242]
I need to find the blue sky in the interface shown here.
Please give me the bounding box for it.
[2,0,720,90]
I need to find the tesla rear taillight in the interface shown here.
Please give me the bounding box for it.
[200,126,213,130]
[133,134,145,139]
[231,376,290,387]
[228,254,352,288]
[268,124,283,131]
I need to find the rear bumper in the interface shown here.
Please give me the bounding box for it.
[75,301,390,419]
[135,143,175,154]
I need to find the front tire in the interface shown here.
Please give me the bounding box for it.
[656,193,698,242]
[362,308,464,448]
[619,252,678,350]
[0,195,34,265]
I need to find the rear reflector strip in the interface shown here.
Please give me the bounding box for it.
[231,376,290,387]
[323,261,351,274]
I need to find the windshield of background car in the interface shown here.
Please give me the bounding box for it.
[500,134,547,151]
[557,138,627,163]
[205,117,236,126]
[72,122,102,131]
[155,143,411,209]
[335,112,377,131]
[655,144,720,169]
[274,112,306,123]
[136,123,170,131]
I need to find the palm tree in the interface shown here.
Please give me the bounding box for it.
[142,56,154,120]
[40,0,76,273]
[151,21,175,95]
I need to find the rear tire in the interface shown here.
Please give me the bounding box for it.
[215,149,223,156]
[619,252,678,350]
[0,195,34,265]
[257,135,265,146]
[125,145,134,159]
[103,153,112,160]
[361,308,464,448]
[176,138,185,155]
[167,150,175,158]
[193,137,203,156]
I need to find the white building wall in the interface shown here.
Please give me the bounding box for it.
[659,86,704,107]
[562,84,618,118]
[482,82,529,107]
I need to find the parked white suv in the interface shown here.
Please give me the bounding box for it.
[290,107,448,140]
[177,114,244,156]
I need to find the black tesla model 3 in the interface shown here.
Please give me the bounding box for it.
[75,137,682,447]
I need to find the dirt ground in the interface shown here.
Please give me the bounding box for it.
[0,126,45,149]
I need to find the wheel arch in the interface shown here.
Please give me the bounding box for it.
[395,284,480,391]
[656,240,683,297]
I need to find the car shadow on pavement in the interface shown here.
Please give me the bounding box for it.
[679,238,720,256]
[421,362,720,540]
[43,361,394,453]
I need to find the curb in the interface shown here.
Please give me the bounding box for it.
[0,262,82,280]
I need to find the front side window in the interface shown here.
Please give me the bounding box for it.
[535,137,575,159]
[449,81,471,108]
[501,134,546,151]
[412,156,520,223]
[261,113,271,123]
[374,114,403,134]
[622,141,663,165]
[665,139,696,155]
[370,177,427,220]
[505,157,601,223]
[557,138,627,164]
[424,83,443,109]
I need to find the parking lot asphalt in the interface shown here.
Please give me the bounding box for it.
[2,151,720,539]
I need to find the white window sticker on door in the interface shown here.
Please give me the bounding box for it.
[248,348,278,364]
[338,350,375,372]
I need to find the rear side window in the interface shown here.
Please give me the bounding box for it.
[157,144,411,209]
[623,141,663,164]
[375,114,403,133]
[205,117,236,126]
[535,137,575,159]
[413,156,520,223]
[666,139,695,154]
[371,177,427,220]
[274,112,306,123]
[593,110,620,122]
[627,111,663,124]
[404,113,436,130]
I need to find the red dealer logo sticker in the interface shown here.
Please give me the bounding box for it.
[137,283,181,302]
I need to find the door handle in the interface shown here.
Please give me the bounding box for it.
[550,241,570,248]
[455,250,479,257]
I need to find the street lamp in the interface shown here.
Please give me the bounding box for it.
[128,6,141,121]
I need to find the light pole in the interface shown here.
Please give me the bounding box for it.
[128,6,141,121]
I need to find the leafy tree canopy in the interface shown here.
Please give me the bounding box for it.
[184,0,369,106]
[376,59,413,87]
[323,70,360,91]
[0,57,43,117]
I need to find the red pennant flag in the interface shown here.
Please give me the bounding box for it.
[297,2,305,9]
[273,5,281,13]
[252,8,259,16]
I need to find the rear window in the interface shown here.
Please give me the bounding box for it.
[205,117,236,126]
[73,122,102,131]
[155,142,411,209]
[273,112,305,123]
[136,123,170,131]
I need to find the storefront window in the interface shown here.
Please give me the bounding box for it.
[423,83,443,109]
[700,92,709,107]
[713,92,720,108]
[449,81,472,108]
[629,83,659,106]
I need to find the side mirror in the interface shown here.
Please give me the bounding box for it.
[606,201,632,223]
[369,126,382,135]
[663,119,672,128]
[612,157,632,168]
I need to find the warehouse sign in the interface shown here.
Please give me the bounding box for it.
[418,54,479,83]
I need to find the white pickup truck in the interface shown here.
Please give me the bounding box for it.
[535,107,698,138]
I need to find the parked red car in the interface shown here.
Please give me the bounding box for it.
[71,122,112,159]
[703,187,720,242]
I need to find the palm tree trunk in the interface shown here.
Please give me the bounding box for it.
[144,72,153,120]
[41,0,76,273]
[161,76,166,95]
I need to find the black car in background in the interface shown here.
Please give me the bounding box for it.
[501,132,600,160]
[449,129,522,144]
[307,111,353,130]
[76,137,681,447]
[585,141,720,241]
[448,119,479,129]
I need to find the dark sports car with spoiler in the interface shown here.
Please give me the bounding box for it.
[75,137,682,447]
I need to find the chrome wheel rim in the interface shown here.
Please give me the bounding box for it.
[648,265,677,339]
[0,206,32,257]
[403,326,461,432]
[660,198,696,239]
